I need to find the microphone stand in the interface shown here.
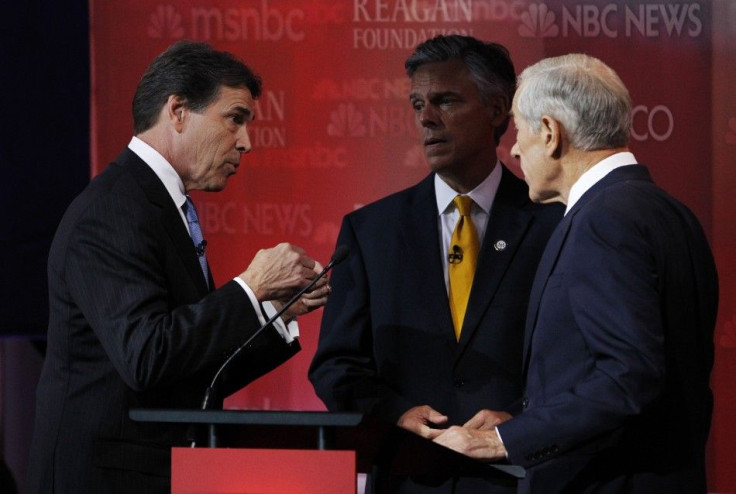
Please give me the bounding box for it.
[191,246,349,447]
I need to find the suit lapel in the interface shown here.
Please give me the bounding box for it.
[521,214,572,374]
[120,149,210,296]
[458,167,535,350]
[403,175,456,343]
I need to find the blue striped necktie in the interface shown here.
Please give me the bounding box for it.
[183,195,209,286]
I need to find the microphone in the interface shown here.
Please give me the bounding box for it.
[195,240,207,256]
[448,244,463,264]
[198,245,350,412]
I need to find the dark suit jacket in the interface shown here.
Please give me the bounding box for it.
[309,167,563,493]
[28,148,299,493]
[497,165,718,493]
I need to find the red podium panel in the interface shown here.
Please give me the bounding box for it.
[171,447,356,494]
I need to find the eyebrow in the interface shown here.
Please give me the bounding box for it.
[409,90,461,102]
[232,105,256,122]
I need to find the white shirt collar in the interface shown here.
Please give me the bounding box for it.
[565,151,637,215]
[128,136,187,210]
[435,160,502,216]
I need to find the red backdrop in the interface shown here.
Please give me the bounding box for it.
[90,1,736,490]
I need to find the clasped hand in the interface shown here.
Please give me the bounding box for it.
[398,405,511,461]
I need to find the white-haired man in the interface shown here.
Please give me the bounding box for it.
[434,53,718,494]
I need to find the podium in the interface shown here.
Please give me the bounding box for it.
[130,409,524,493]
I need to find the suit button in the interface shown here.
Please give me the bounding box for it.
[522,396,529,408]
[453,378,465,388]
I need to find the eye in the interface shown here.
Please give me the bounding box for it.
[229,113,245,125]
[439,96,459,107]
[411,100,424,112]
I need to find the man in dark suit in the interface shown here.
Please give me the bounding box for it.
[28,41,330,493]
[308,35,562,493]
[434,54,718,493]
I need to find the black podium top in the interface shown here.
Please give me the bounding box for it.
[130,408,524,479]
[130,408,363,427]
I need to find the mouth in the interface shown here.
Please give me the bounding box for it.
[225,160,239,175]
[424,136,447,152]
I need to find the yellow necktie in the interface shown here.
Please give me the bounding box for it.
[448,195,480,340]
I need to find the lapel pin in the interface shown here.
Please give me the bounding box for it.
[494,240,507,251]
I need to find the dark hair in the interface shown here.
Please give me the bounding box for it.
[132,40,262,134]
[405,35,516,142]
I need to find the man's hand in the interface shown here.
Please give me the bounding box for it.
[239,243,318,301]
[433,426,507,461]
[463,409,512,430]
[273,262,331,320]
[397,405,449,440]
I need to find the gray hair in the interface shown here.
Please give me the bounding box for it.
[514,53,631,151]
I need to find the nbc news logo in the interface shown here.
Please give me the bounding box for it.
[518,2,702,38]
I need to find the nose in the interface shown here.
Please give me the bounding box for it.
[510,142,520,160]
[236,125,252,154]
[418,105,439,128]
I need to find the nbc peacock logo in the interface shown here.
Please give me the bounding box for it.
[518,3,559,38]
[327,103,367,138]
[147,5,185,39]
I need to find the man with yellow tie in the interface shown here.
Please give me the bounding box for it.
[309,35,563,493]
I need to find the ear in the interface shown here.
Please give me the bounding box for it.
[540,115,563,159]
[165,95,187,133]
[487,96,510,128]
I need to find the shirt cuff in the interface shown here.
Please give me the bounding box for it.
[232,277,300,343]
[495,427,509,458]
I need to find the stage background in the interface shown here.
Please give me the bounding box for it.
[1,0,733,492]
[88,1,736,491]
